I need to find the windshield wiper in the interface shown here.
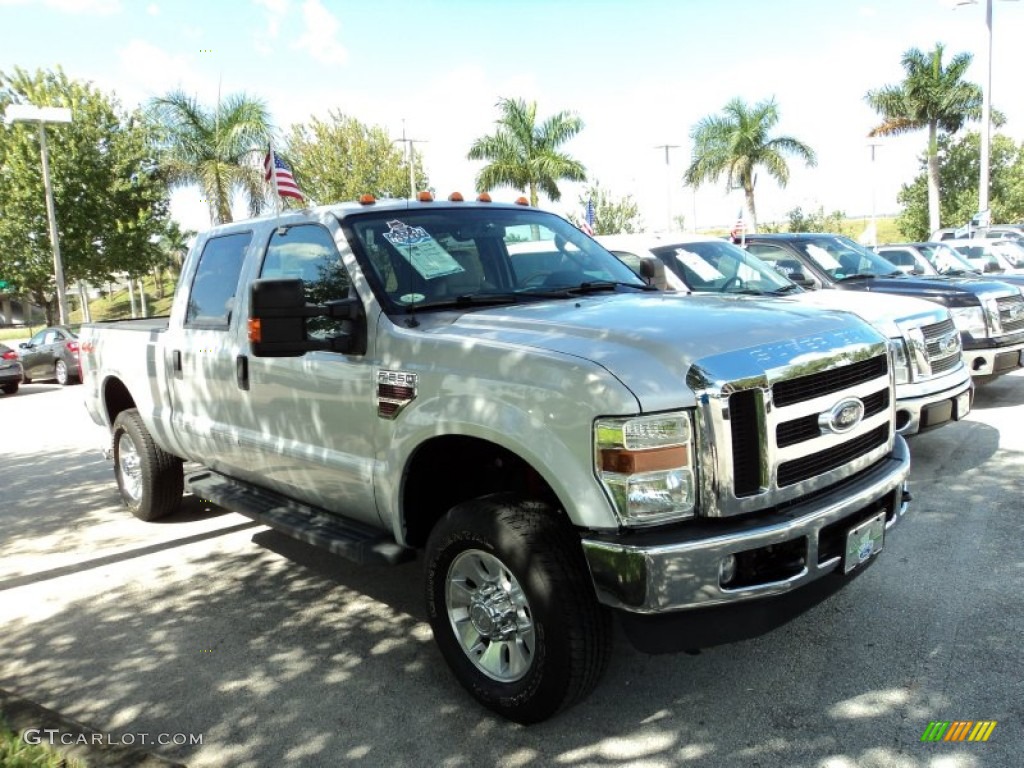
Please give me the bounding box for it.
[564,280,656,294]
[835,272,878,282]
[770,284,802,294]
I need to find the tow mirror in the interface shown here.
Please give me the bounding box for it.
[248,278,365,357]
[638,256,668,291]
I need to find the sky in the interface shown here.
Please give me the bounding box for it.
[2,0,1023,237]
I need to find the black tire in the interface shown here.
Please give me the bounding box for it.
[1,382,18,395]
[425,494,612,724]
[112,408,183,521]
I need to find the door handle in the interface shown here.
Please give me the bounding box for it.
[172,349,183,378]
[236,354,249,391]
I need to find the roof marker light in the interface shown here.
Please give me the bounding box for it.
[448,192,464,202]
[417,191,434,202]
[514,196,529,206]
[358,194,376,205]
[476,192,492,203]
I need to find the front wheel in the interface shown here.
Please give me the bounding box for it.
[425,495,611,723]
[1,383,18,395]
[112,408,183,521]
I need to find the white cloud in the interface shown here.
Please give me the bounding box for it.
[252,0,288,55]
[112,39,216,105]
[0,0,122,12]
[295,0,347,66]
[146,3,158,14]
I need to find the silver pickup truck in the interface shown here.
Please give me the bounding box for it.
[81,197,911,723]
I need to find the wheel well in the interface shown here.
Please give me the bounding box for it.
[402,435,558,548]
[103,377,136,426]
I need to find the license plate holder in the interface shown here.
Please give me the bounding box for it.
[844,511,886,574]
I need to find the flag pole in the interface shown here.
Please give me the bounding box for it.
[267,141,281,216]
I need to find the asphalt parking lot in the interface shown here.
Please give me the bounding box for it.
[1,375,1022,768]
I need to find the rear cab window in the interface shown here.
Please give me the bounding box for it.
[185,232,253,329]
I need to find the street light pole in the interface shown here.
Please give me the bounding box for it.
[979,0,993,220]
[654,144,679,231]
[4,104,73,325]
[394,119,427,199]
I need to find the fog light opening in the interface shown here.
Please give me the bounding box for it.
[972,357,986,371]
[895,409,911,431]
[719,554,737,587]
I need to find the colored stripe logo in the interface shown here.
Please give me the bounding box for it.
[921,721,997,742]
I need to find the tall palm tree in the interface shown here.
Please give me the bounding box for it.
[148,90,273,225]
[467,97,586,206]
[865,44,983,236]
[685,98,816,232]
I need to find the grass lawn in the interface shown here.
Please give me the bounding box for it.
[0,718,86,768]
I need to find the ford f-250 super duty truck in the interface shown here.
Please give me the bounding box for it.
[81,196,911,723]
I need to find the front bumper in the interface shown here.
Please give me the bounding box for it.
[961,336,1024,378]
[894,373,973,436]
[581,434,910,617]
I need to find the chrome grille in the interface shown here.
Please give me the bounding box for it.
[688,325,895,518]
[997,294,1024,333]
[921,317,961,377]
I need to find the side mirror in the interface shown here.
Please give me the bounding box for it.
[19,342,30,349]
[638,256,668,291]
[248,278,365,357]
[789,271,816,289]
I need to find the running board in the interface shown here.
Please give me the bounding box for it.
[186,470,414,566]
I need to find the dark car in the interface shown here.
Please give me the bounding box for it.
[19,326,82,385]
[0,343,24,395]
[742,233,1024,383]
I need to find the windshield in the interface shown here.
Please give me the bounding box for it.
[993,241,1024,269]
[951,243,1004,274]
[650,239,795,294]
[793,235,903,280]
[341,207,646,312]
[917,243,979,274]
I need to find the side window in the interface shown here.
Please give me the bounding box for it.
[259,223,352,341]
[610,250,643,274]
[186,232,252,329]
[30,331,46,345]
[42,330,58,344]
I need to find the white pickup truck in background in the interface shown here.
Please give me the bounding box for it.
[81,197,911,723]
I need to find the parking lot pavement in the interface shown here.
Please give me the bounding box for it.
[1,375,1022,767]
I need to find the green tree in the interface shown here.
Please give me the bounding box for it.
[685,97,816,232]
[0,67,170,323]
[896,132,1024,240]
[148,89,272,224]
[467,97,586,206]
[785,205,849,235]
[567,182,643,235]
[865,44,984,236]
[285,111,424,203]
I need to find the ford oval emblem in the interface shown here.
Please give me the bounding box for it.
[940,332,960,355]
[819,397,865,434]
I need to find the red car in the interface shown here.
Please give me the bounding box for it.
[19,326,82,385]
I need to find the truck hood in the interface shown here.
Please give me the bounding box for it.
[424,293,881,412]
[832,275,1018,307]
[786,289,949,338]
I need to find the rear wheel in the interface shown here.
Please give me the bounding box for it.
[425,495,611,723]
[55,359,70,385]
[112,408,183,521]
[1,383,18,395]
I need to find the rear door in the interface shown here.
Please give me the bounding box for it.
[164,230,253,472]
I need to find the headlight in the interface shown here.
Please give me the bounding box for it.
[950,306,987,337]
[594,412,695,526]
[889,338,911,384]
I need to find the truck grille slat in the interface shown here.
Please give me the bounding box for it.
[772,356,888,407]
[776,388,889,448]
[730,390,762,497]
[997,295,1024,333]
[777,424,889,487]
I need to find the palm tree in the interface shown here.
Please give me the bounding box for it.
[148,90,273,225]
[685,98,816,232]
[865,44,983,236]
[467,97,586,206]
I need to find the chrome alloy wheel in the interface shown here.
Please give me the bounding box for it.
[446,549,536,682]
[117,431,143,503]
[55,359,68,385]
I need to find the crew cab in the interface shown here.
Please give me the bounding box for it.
[742,233,1024,383]
[600,233,973,436]
[81,197,911,723]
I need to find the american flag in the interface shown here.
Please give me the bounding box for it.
[264,147,304,202]
[580,198,596,235]
[730,207,746,242]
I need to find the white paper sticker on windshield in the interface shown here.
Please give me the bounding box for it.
[383,220,465,280]
[805,244,843,271]
[674,248,724,282]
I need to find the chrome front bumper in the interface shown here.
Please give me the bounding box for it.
[961,338,1024,377]
[581,435,911,614]
[895,373,973,436]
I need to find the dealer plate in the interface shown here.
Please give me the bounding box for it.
[844,511,886,574]
[954,390,971,421]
